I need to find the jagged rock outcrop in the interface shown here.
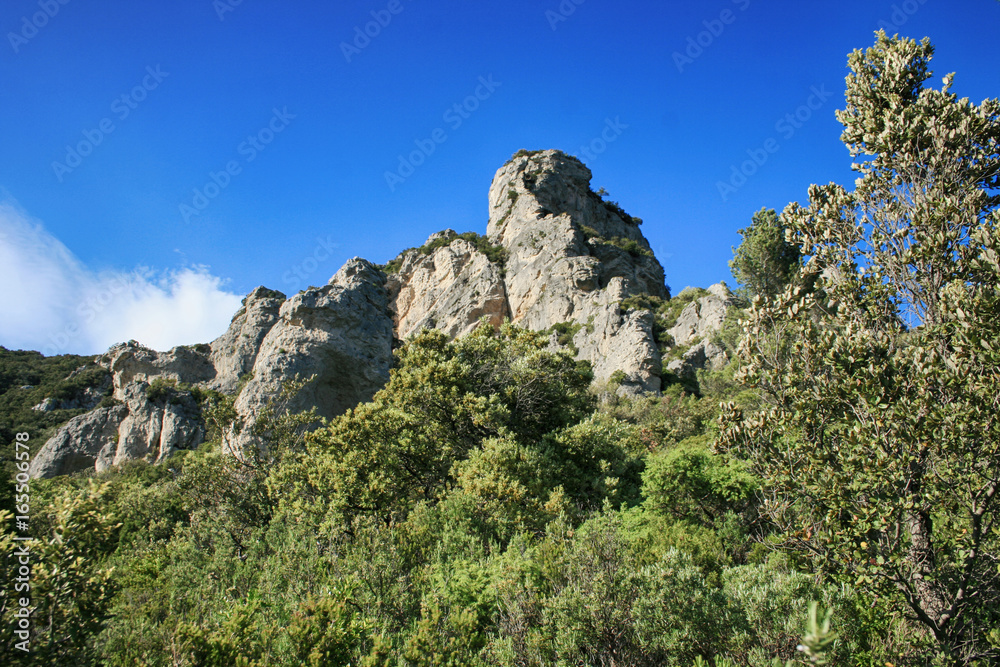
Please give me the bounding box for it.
[663,283,735,378]
[209,286,286,393]
[386,231,509,339]
[29,403,127,478]
[101,340,216,392]
[29,266,391,475]
[29,150,743,478]
[668,284,734,347]
[374,150,683,393]
[486,149,668,392]
[225,258,394,455]
[109,382,204,470]
[568,278,663,393]
[29,342,215,478]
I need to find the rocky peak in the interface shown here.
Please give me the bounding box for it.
[30,150,740,478]
[480,149,667,392]
[209,286,286,394]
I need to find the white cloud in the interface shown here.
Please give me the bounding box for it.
[0,199,244,356]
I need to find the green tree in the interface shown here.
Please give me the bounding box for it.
[273,322,595,533]
[729,208,802,301]
[719,32,1000,662]
[641,434,758,529]
[0,481,119,666]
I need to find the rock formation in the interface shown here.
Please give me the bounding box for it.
[665,284,735,378]
[382,150,671,394]
[225,258,394,455]
[28,403,127,478]
[209,286,286,394]
[30,262,394,477]
[386,231,509,340]
[668,284,734,347]
[29,149,739,478]
[491,151,668,392]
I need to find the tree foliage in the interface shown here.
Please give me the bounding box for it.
[729,208,802,301]
[273,321,598,534]
[719,31,1000,663]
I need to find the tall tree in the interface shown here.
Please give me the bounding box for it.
[729,207,802,301]
[719,32,1000,663]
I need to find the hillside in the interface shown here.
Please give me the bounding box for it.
[2,32,999,666]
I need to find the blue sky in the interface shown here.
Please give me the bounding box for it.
[1,0,997,355]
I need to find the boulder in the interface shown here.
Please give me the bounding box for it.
[225,258,395,455]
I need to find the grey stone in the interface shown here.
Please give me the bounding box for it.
[225,258,395,455]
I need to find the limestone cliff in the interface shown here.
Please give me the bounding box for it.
[31,262,394,477]
[386,230,509,340]
[381,150,669,393]
[225,258,394,455]
[30,149,737,478]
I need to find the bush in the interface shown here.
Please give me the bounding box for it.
[641,434,758,528]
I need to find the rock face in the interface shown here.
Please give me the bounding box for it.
[485,150,669,393]
[664,284,735,378]
[29,149,740,478]
[225,258,395,455]
[209,287,286,394]
[668,284,734,347]
[29,404,127,478]
[30,341,215,479]
[666,340,729,379]
[109,382,205,471]
[379,150,669,393]
[30,263,394,476]
[386,231,509,340]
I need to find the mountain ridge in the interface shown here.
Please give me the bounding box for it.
[28,149,734,478]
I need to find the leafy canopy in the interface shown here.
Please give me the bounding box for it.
[729,208,802,301]
[273,321,598,533]
[719,31,1000,663]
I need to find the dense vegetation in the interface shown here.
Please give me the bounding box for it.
[0,348,109,513]
[2,32,998,665]
[4,324,857,666]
